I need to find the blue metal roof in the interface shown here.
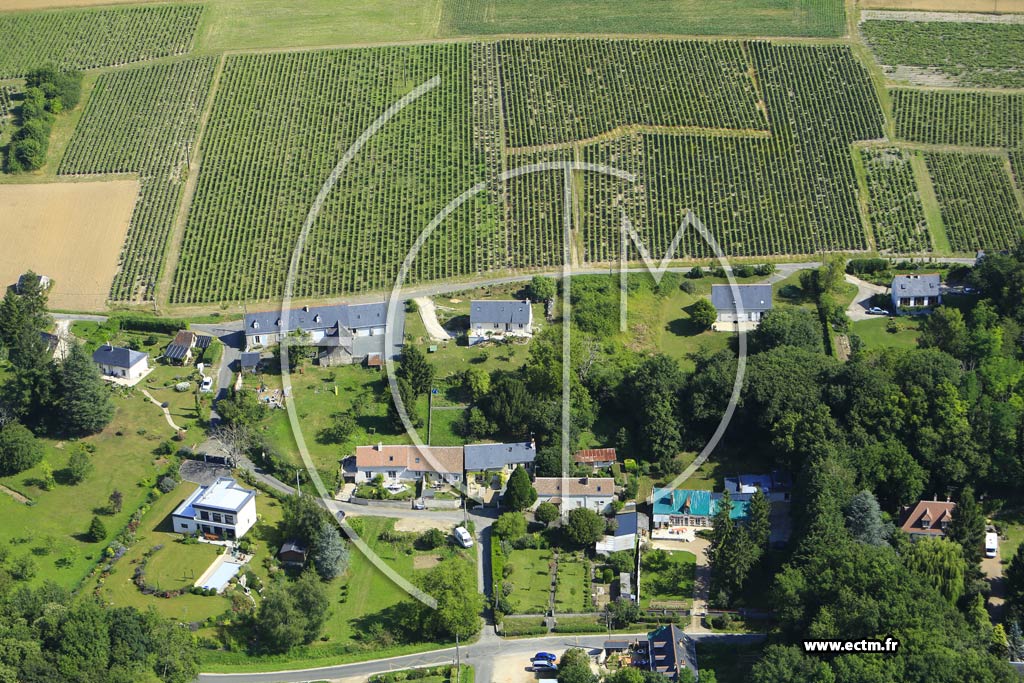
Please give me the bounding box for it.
[652,488,748,520]
[614,511,638,537]
[464,442,536,470]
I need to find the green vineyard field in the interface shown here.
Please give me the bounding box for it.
[893,89,1024,149]
[497,39,766,148]
[858,147,930,253]
[171,45,496,304]
[582,43,884,262]
[861,20,1024,89]
[440,0,846,38]
[167,41,889,304]
[924,152,1024,253]
[59,58,217,302]
[0,4,203,79]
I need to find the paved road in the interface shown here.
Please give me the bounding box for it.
[844,274,889,322]
[196,632,765,683]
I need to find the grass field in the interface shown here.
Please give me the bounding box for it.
[850,316,921,350]
[554,552,588,613]
[503,547,554,615]
[0,390,203,591]
[639,550,696,609]
[0,180,136,310]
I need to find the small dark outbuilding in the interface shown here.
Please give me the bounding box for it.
[278,539,308,566]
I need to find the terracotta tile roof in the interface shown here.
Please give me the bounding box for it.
[574,448,617,464]
[534,477,615,497]
[354,444,463,474]
[899,500,956,536]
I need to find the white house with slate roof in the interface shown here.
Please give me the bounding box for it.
[468,300,533,345]
[710,284,773,325]
[243,302,404,365]
[891,274,941,312]
[172,477,257,540]
[92,344,150,383]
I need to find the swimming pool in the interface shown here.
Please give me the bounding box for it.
[201,560,244,592]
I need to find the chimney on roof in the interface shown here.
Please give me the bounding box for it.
[303,305,309,312]
[581,476,589,485]
[377,442,383,451]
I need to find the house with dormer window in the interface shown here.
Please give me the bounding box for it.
[898,498,956,539]
[354,444,464,484]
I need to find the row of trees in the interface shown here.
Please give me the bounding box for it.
[6,65,82,172]
[0,273,114,475]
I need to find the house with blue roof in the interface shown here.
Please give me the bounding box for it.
[651,488,749,537]
[710,284,773,325]
[468,300,533,345]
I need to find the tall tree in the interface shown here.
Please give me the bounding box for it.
[1005,542,1024,609]
[386,376,422,430]
[503,465,537,511]
[689,298,718,328]
[311,521,348,580]
[397,345,434,395]
[844,490,889,546]
[919,307,969,359]
[752,307,823,353]
[493,512,528,540]
[415,559,483,640]
[0,271,51,366]
[291,570,330,643]
[948,486,986,567]
[66,446,93,484]
[0,421,43,475]
[905,537,966,604]
[565,507,606,546]
[526,275,556,303]
[253,585,305,654]
[57,343,114,436]
[747,488,772,550]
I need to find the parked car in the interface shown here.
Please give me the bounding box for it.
[533,652,557,662]
[453,526,474,548]
[866,307,889,315]
[200,376,214,392]
[531,660,558,672]
[412,498,425,510]
[985,532,999,558]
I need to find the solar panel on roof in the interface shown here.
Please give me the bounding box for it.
[165,344,189,360]
[195,335,212,349]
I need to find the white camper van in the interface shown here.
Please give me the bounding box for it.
[984,532,998,558]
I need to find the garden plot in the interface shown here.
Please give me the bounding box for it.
[0,180,137,310]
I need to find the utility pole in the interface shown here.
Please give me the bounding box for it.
[455,632,460,683]
[295,470,301,494]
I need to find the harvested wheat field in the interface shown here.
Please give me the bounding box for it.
[0,0,145,8]
[860,0,1024,11]
[0,180,137,311]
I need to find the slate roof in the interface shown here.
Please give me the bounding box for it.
[613,511,639,537]
[245,302,391,335]
[92,344,148,369]
[647,624,696,680]
[464,441,536,470]
[240,352,261,369]
[892,273,941,298]
[710,284,773,313]
[534,477,614,497]
[279,539,308,557]
[470,300,532,325]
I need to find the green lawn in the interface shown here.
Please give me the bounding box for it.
[639,551,696,610]
[992,505,1024,567]
[0,391,203,591]
[503,548,554,615]
[554,553,588,613]
[850,317,921,351]
[191,0,843,54]
[144,537,221,590]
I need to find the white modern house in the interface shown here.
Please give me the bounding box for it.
[244,302,404,365]
[533,476,615,517]
[595,510,648,555]
[172,477,257,541]
[353,444,464,484]
[891,274,941,312]
[710,284,773,325]
[92,344,150,382]
[468,300,533,345]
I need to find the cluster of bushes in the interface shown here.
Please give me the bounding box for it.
[6,65,81,171]
[189,586,218,597]
[686,263,775,279]
[116,314,190,335]
[370,665,466,683]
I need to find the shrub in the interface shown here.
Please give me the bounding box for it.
[157,476,177,494]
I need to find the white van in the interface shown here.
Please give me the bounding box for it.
[454,526,474,549]
[984,532,998,558]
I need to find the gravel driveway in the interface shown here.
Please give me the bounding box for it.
[415,296,453,341]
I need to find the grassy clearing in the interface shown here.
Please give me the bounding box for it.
[0,390,202,591]
[554,553,588,613]
[850,316,921,351]
[503,548,554,615]
[639,551,695,610]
